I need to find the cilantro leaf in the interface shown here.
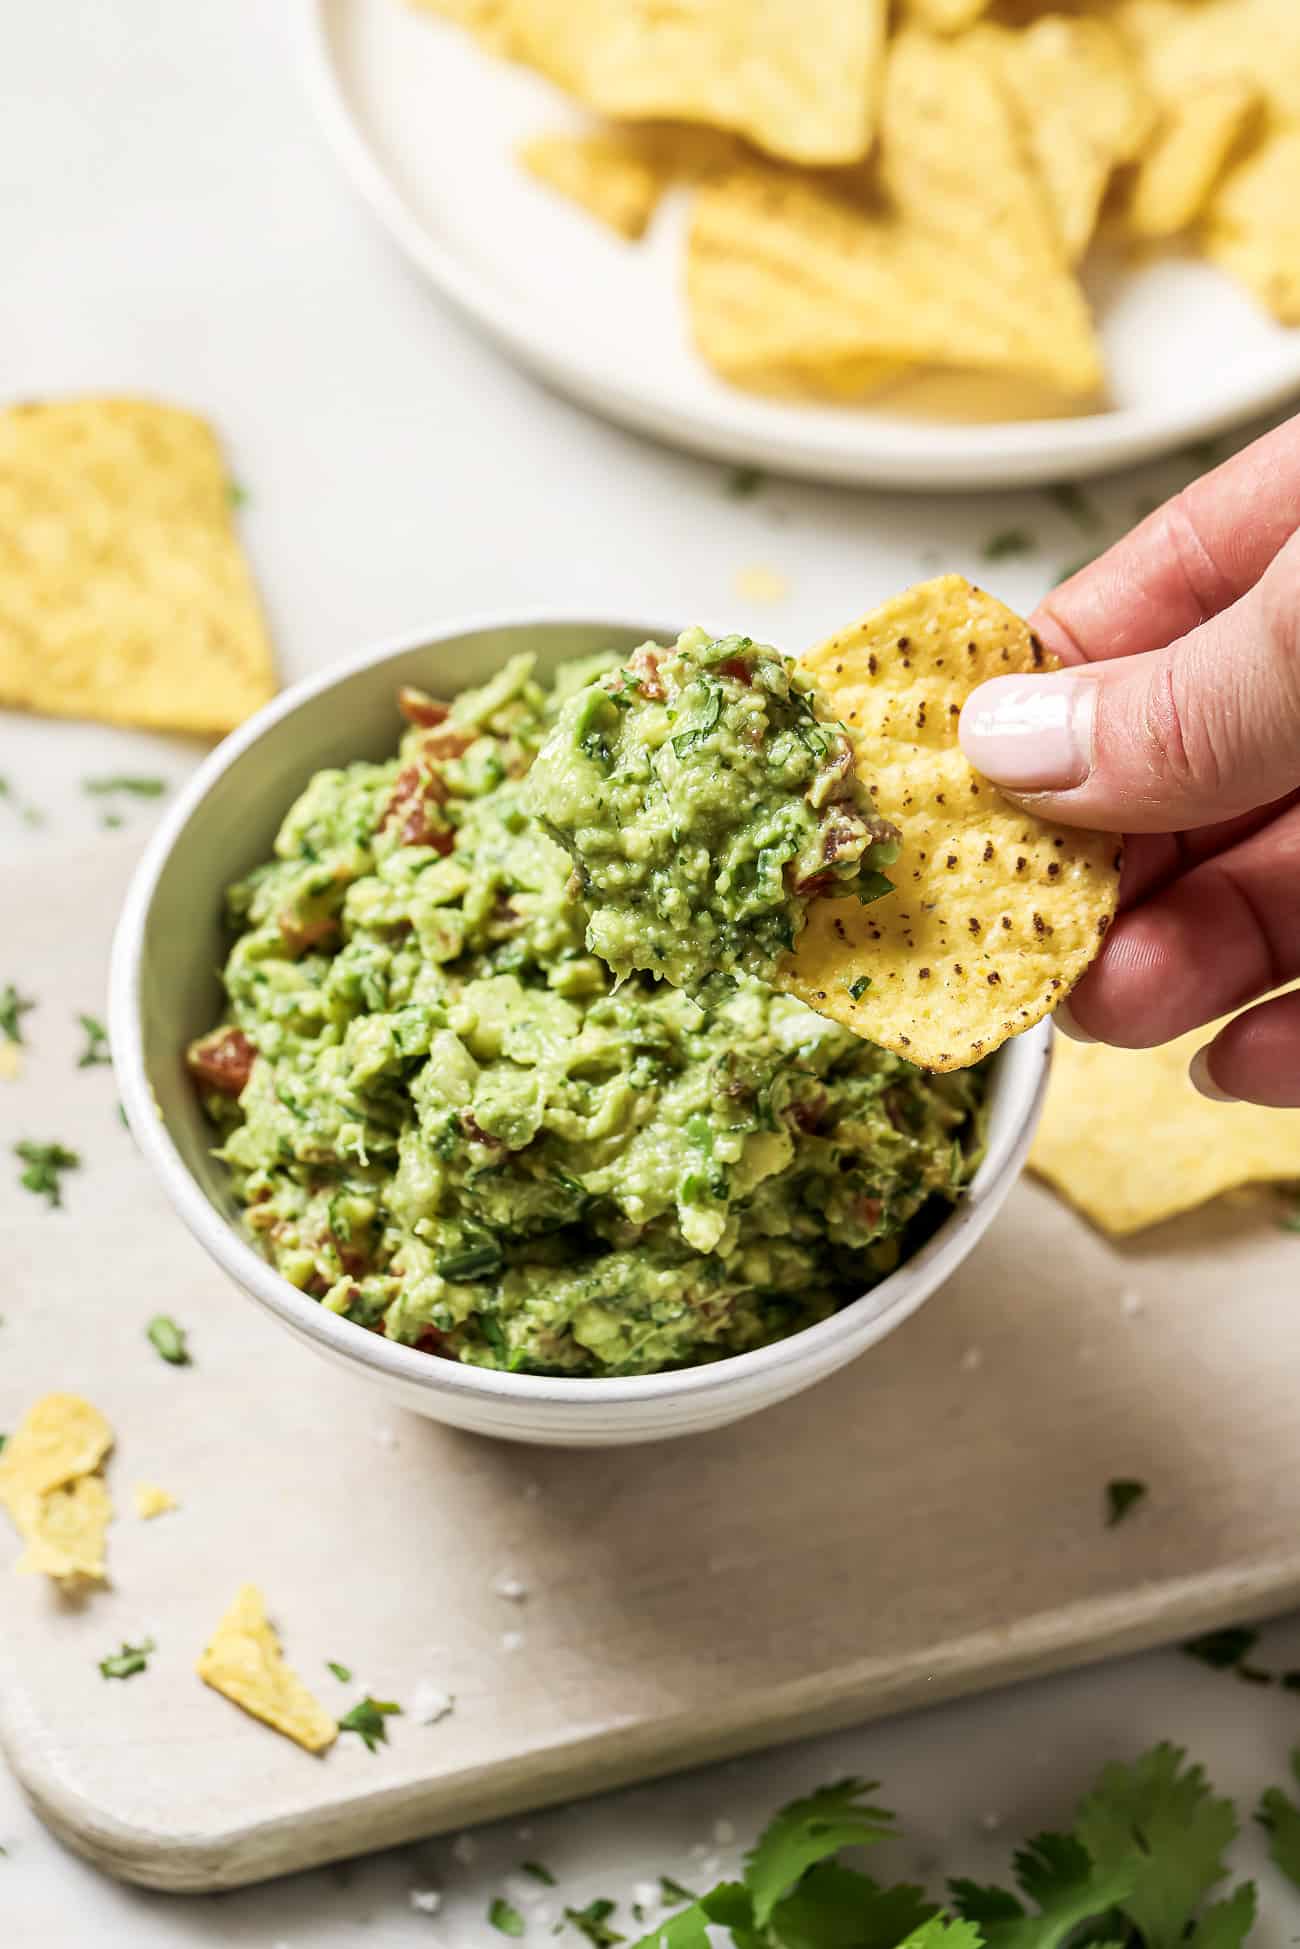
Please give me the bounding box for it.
[1257,1748,1300,1892]
[490,1897,526,1936]
[630,1884,756,1949]
[744,1779,896,1926]
[1046,483,1101,531]
[1187,1882,1256,1949]
[0,985,34,1046]
[14,1140,79,1208]
[337,1695,401,1752]
[658,1876,695,1905]
[563,1898,624,1947]
[949,1832,1134,1949]
[82,775,168,798]
[1074,1744,1237,1949]
[146,1315,191,1366]
[772,1864,937,1949]
[726,466,765,499]
[76,1014,111,1068]
[982,530,1036,562]
[1105,1479,1146,1527]
[325,1660,352,1683]
[1182,1627,1258,1671]
[899,1922,986,1949]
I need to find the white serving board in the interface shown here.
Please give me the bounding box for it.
[4,839,1300,1893]
[301,0,1300,489]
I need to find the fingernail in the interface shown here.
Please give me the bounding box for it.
[1189,1045,1238,1104]
[1053,999,1095,1044]
[958,671,1096,791]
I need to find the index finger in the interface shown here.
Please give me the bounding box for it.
[1031,412,1300,667]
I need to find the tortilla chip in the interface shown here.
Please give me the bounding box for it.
[1203,126,1300,322]
[434,0,887,165]
[519,131,672,240]
[980,16,1155,261]
[903,0,991,27]
[133,1482,178,1520]
[1116,0,1300,126]
[197,1584,338,1753]
[0,1393,113,1510]
[13,1475,112,1584]
[783,577,1121,1070]
[1030,1020,1300,1234]
[1123,81,1258,239]
[0,398,275,735]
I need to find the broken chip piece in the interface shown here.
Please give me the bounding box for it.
[197,1585,338,1753]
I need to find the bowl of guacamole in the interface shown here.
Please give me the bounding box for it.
[111,616,1052,1447]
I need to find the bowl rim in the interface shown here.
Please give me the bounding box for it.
[110,609,1051,1410]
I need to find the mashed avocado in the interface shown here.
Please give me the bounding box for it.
[527,628,901,994]
[189,649,987,1378]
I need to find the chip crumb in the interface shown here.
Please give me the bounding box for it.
[196,1584,337,1753]
[733,564,791,605]
[133,1481,177,1520]
[0,1043,21,1082]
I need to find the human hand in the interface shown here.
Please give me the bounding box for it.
[958,416,1300,1108]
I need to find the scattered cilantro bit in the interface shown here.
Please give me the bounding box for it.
[855,871,895,906]
[847,976,872,1001]
[658,1876,696,1906]
[326,1660,352,1683]
[82,775,168,799]
[490,1897,526,1936]
[14,1140,80,1208]
[1180,438,1225,474]
[726,465,765,498]
[0,1436,7,1455]
[0,984,34,1045]
[1277,1198,1300,1233]
[1183,1627,1259,1671]
[564,1899,624,1947]
[1236,1664,1273,1687]
[1105,1479,1147,1527]
[146,1315,191,1366]
[99,1637,154,1680]
[1282,1671,1300,1692]
[101,812,124,830]
[1046,482,1101,531]
[1257,1749,1300,1891]
[76,1013,111,1067]
[0,778,44,826]
[523,1861,557,1886]
[228,479,249,508]
[982,530,1036,561]
[337,1695,401,1752]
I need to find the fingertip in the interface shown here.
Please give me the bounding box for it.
[1052,998,1095,1044]
[1188,1044,1238,1104]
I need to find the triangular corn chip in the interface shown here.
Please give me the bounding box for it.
[197,1585,338,1753]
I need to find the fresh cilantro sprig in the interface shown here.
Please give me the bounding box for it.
[338,1695,401,1753]
[1257,1749,1300,1892]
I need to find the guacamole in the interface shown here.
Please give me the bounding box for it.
[527,628,901,994]
[188,649,987,1378]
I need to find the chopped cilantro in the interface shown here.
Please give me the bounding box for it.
[491,1898,526,1936]
[337,1695,402,1752]
[564,1899,624,1947]
[76,1013,111,1067]
[326,1660,352,1683]
[0,778,44,826]
[0,984,34,1045]
[725,465,765,498]
[0,1436,7,1455]
[99,1637,154,1680]
[847,976,871,1001]
[523,1861,557,1886]
[854,871,894,905]
[982,530,1036,561]
[228,479,249,508]
[146,1315,191,1366]
[437,1240,504,1282]
[1046,482,1101,531]
[1105,1478,1147,1527]
[14,1140,79,1208]
[82,775,168,798]
[1183,1626,1259,1671]
[658,1876,696,1906]
[1257,1749,1300,1891]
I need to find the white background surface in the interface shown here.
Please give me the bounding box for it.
[3,2,1300,1942]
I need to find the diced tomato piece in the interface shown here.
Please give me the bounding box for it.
[716,657,753,685]
[186,1026,256,1097]
[422,725,476,761]
[398,685,451,728]
[381,763,455,850]
[279,912,340,954]
[627,646,665,700]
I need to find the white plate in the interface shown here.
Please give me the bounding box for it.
[301,0,1300,490]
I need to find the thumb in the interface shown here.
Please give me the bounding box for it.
[957,530,1300,832]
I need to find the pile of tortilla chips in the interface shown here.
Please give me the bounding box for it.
[415,0,1300,406]
[0,397,275,734]
[0,1393,115,1585]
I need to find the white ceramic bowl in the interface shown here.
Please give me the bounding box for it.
[111,614,1052,1447]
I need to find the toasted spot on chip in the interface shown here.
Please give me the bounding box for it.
[782,577,1119,1070]
[0,398,275,735]
[0,1393,114,1508]
[12,1475,112,1584]
[133,1482,178,1520]
[1030,1016,1300,1234]
[197,1585,338,1753]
